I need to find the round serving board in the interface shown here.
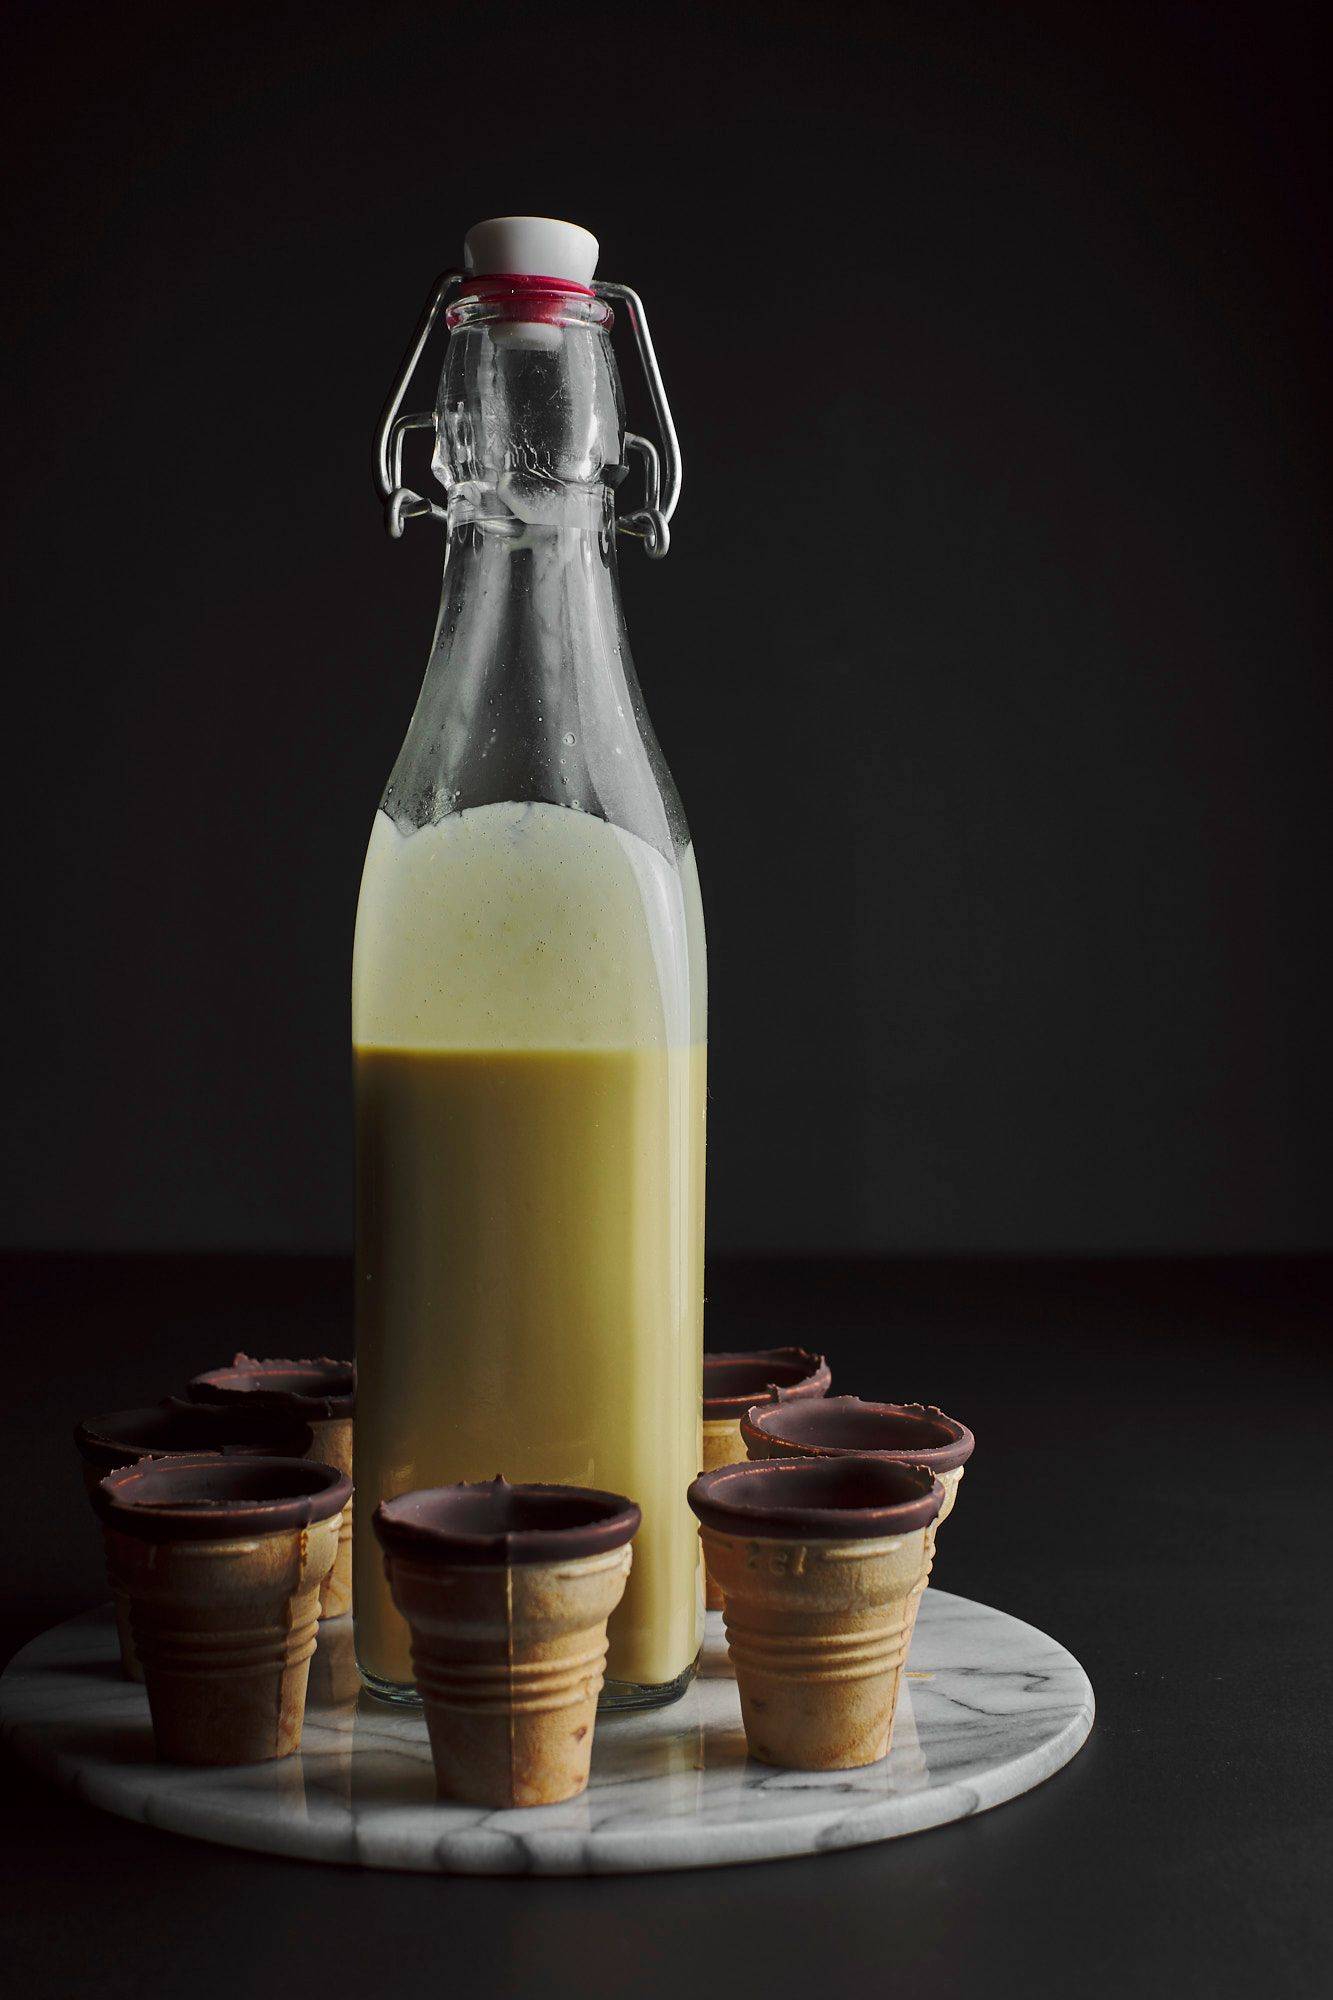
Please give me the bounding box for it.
[1,1591,1092,1875]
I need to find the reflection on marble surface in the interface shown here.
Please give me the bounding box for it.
[0,1592,1093,1876]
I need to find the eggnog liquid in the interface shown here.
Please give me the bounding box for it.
[352,801,706,1694]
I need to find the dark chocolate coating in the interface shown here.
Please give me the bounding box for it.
[741,1396,974,1473]
[186,1354,354,1420]
[703,1346,832,1419]
[688,1455,943,1540]
[93,1454,352,1541]
[75,1402,314,1473]
[373,1477,641,1568]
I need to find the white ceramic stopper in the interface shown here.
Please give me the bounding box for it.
[463,216,599,286]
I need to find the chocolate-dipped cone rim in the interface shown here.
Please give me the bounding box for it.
[703,1346,832,1419]
[373,1477,641,1568]
[74,1402,315,1474]
[688,1455,943,1540]
[186,1353,354,1419]
[740,1396,974,1472]
[93,1454,352,1542]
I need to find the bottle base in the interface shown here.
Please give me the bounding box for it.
[357,1665,423,1706]
[356,1649,702,1712]
[599,1649,700,1713]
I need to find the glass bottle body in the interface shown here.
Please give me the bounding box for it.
[352,297,706,1704]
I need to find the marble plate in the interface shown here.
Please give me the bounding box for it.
[1,1592,1093,1875]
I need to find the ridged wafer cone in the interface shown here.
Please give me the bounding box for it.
[689,1455,942,1771]
[183,1357,355,1623]
[384,1543,633,1807]
[700,1348,831,1611]
[105,1516,338,1765]
[701,1524,930,1768]
[307,1602,363,1709]
[742,1446,962,1627]
[79,1462,143,1680]
[112,1587,141,1681]
[307,1414,353,1617]
[889,1466,963,1656]
[75,1401,317,1678]
[95,1454,351,1766]
[912,1464,964,1617]
[701,1417,745,1611]
[374,1478,641,1808]
[739,1398,974,1642]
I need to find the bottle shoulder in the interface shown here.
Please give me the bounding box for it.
[380,517,688,857]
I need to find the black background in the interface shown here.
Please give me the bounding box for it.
[4,0,1330,1258]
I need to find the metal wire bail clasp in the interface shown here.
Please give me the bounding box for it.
[373,270,460,538]
[373,269,682,556]
[593,280,682,559]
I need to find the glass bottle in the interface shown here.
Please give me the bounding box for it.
[352,222,706,1707]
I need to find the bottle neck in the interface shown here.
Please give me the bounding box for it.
[438,486,623,658]
[379,302,689,858]
[433,295,624,513]
[443,476,617,552]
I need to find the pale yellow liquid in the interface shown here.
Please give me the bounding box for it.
[352,802,706,1692]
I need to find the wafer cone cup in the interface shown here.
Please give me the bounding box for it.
[308,1415,354,1619]
[701,1524,931,1769]
[700,1417,745,1610]
[904,1463,965,1643]
[932,1462,965,1534]
[741,1421,969,1638]
[80,1463,144,1680]
[307,1608,363,1710]
[304,1614,361,1804]
[104,1513,340,1765]
[110,1586,143,1682]
[384,1543,633,1807]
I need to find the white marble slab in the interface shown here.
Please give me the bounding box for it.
[0,1592,1093,1875]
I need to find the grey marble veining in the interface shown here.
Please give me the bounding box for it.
[0,1592,1093,1875]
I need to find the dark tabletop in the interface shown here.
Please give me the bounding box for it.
[2,1253,1329,2000]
